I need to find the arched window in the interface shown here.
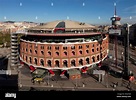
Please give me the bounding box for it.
[63,60,68,67]
[41,45,44,49]
[97,55,99,61]
[55,46,59,50]
[64,52,67,56]
[97,48,99,51]
[48,51,51,56]
[47,60,51,67]
[92,56,95,62]
[63,47,67,50]
[55,60,59,67]
[40,59,44,66]
[92,49,94,52]
[26,56,27,62]
[72,51,75,55]
[56,52,59,56]
[86,58,90,64]
[71,60,76,66]
[34,58,37,65]
[29,57,32,63]
[86,50,89,54]
[30,49,32,53]
[79,50,82,55]
[41,51,44,55]
[47,46,51,50]
[79,59,83,65]
[79,45,82,49]
[35,50,37,54]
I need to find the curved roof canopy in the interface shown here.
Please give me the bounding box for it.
[29,20,97,30]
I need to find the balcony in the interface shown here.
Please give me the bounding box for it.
[11,46,18,49]
[11,35,18,38]
[11,38,18,41]
[11,49,18,52]
[11,42,18,45]
[11,56,18,60]
[11,53,18,56]
[11,60,18,63]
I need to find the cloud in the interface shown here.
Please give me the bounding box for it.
[124,5,136,13]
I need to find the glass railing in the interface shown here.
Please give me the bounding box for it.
[20,34,107,44]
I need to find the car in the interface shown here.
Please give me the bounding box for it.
[31,76,44,84]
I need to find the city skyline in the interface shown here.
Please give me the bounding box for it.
[0,0,136,25]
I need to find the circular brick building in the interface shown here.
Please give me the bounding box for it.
[19,20,109,79]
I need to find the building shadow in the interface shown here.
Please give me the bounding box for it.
[0,56,19,91]
[0,74,18,91]
[0,56,8,70]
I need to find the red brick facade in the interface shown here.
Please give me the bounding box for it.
[20,34,109,69]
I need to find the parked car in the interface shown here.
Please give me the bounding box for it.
[31,76,44,84]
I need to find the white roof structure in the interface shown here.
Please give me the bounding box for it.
[29,20,97,30]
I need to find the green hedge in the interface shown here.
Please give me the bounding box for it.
[0,32,11,46]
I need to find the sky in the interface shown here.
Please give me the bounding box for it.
[0,0,136,25]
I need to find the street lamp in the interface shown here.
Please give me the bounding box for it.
[47,71,49,85]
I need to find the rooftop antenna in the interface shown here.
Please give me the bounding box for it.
[111,2,121,26]
[114,2,117,17]
[110,2,121,74]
